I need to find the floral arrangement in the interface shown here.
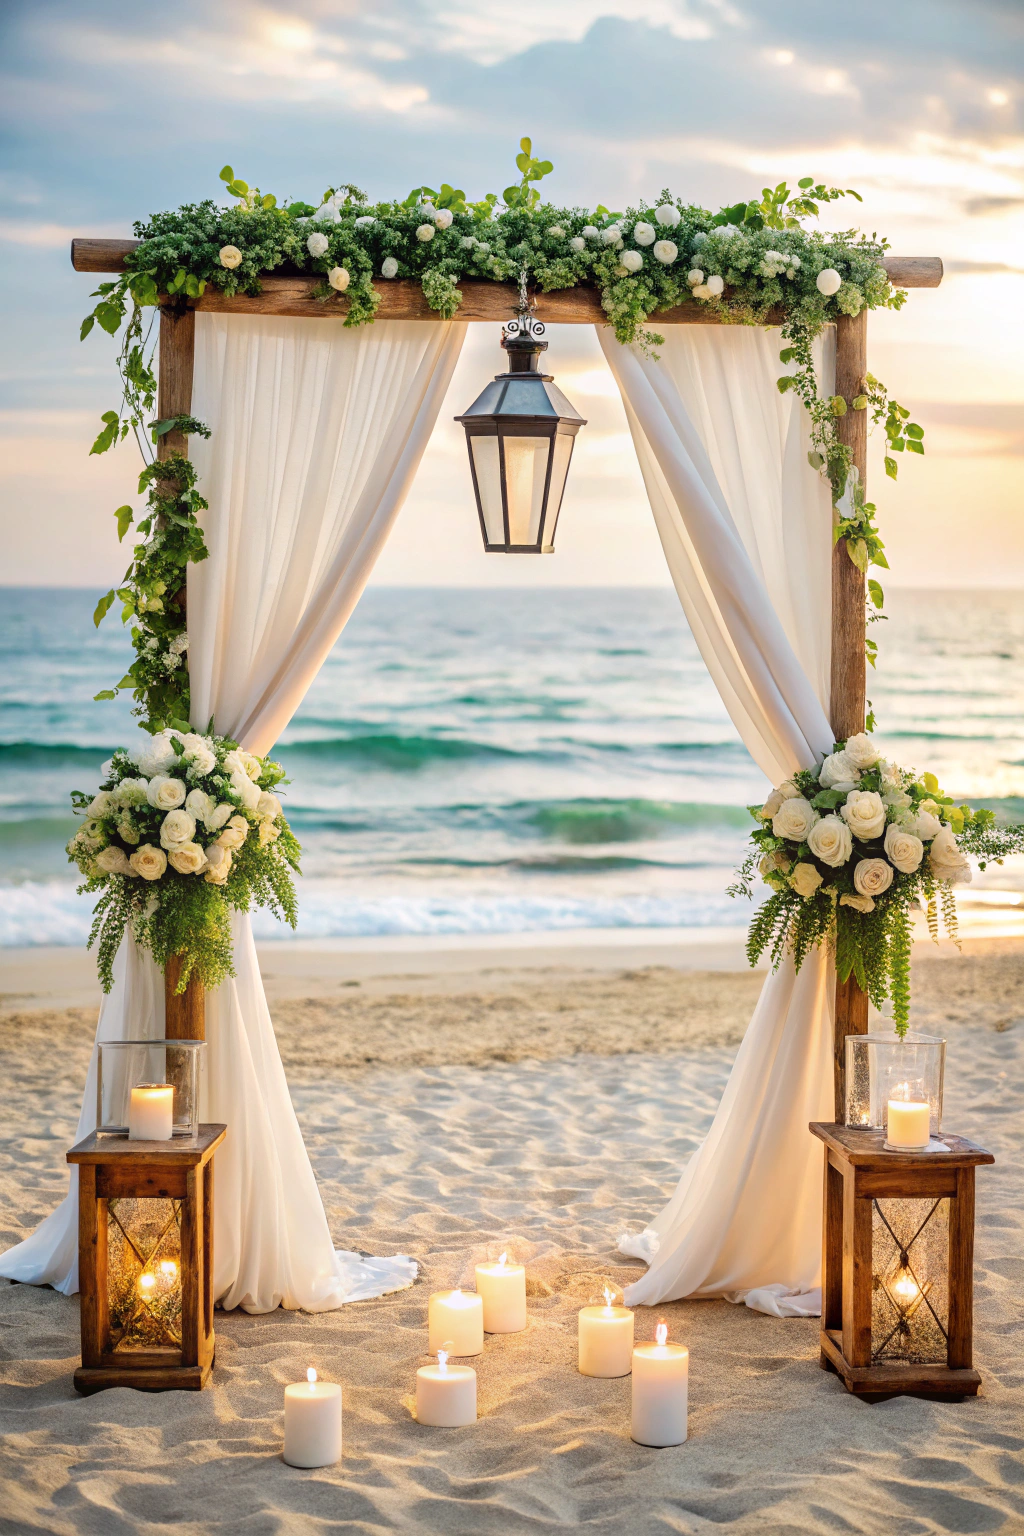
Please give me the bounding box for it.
[730,733,1024,1034]
[67,728,300,993]
[82,143,923,723]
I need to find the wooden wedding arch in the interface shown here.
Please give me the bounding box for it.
[71,239,944,1115]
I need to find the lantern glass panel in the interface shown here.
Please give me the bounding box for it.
[545,433,574,540]
[97,1040,204,1137]
[503,435,551,546]
[845,1031,945,1135]
[871,1196,949,1365]
[469,435,504,545]
[107,1196,183,1351]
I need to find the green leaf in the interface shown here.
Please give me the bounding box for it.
[115,505,133,541]
[219,165,234,182]
[90,411,120,456]
[92,689,117,701]
[798,177,814,189]
[93,590,116,627]
[779,347,796,363]
[905,422,924,439]
[776,375,797,393]
[906,438,924,454]
[520,137,531,154]
[95,302,122,336]
[80,314,95,341]
[868,579,885,608]
[847,537,868,573]
[228,179,248,196]
[261,193,276,209]
[116,674,136,690]
[807,450,824,470]
[884,456,899,480]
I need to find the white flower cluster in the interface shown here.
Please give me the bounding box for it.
[757,733,972,908]
[68,729,288,889]
[758,250,802,281]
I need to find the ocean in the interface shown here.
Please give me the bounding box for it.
[2,586,1023,948]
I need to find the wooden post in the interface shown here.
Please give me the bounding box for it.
[830,309,870,1117]
[156,303,203,1040]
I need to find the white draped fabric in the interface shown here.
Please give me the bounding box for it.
[1,314,466,1310]
[598,324,837,1310]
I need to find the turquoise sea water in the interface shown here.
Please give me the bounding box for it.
[2,586,1023,947]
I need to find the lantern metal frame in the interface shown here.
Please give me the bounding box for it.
[455,289,586,554]
[68,1123,225,1394]
[810,1121,994,1401]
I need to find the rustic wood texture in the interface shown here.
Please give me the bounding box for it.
[157,307,195,460]
[163,953,205,1042]
[809,1123,994,1169]
[819,1329,981,1399]
[830,306,871,1115]
[821,1151,844,1336]
[841,1160,873,1367]
[68,1127,225,1395]
[947,1167,976,1370]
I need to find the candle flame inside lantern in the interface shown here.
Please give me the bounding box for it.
[307,1367,317,1388]
[160,1260,177,1279]
[437,1349,449,1374]
[655,1322,668,1348]
[894,1080,911,1102]
[498,1251,507,1269]
[139,1273,155,1292]
[893,1271,920,1302]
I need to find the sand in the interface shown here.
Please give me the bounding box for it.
[1,938,1022,1534]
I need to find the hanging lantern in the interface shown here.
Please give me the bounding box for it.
[456,300,586,553]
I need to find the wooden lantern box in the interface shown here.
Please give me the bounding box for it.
[67,1124,225,1394]
[810,1122,994,1401]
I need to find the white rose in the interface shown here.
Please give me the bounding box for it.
[328,267,350,292]
[231,772,261,812]
[146,775,187,811]
[87,791,116,819]
[789,862,823,898]
[633,222,655,246]
[687,269,704,287]
[772,796,819,843]
[581,226,599,240]
[129,844,167,881]
[184,788,216,825]
[131,730,177,777]
[204,844,232,885]
[118,817,140,845]
[929,826,972,886]
[219,246,242,270]
[95,845,133,876]
[841,790,886,841]
[114,777,149,806]
[416,223,435,242]
[181,734,217,775]
[167,842,208,876]
[312,203,341,223]
[602,224,622,245]
[159,809,196,849]
[884,823,924,874]
[306,232,329,258]
[419,204,436,219]
[256,791,282,820]
[816,268,842,296]
[844,732,881,770]
[653,240,678,265]
[381,257,398,279]
[913,809,943,842]
[840,892,875,913]
[569,236,586,253]
[760,786,786,820]
[620,250,643,273]
[819,750,861,791]
[853,858,894,898]
[216,814,250,851]
[355,215,375,227]
[259,818,281,846]
[654,204,680,227]
[206,802,234,831]
[705,274,725,297]
[432,208,453,229]
[692,284,712,299]
[547,225,565,238]
[808,815,854,868]
[222,749,261,782]
[879,760,902,791]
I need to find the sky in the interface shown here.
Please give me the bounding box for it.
[1,0,1022,589]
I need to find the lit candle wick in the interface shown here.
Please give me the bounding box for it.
[437,1349,448,1375]
[497,1251,507,1270]
[603,1286,615,1312]
[307,1367,317,1392]
[655,1322,668,1348]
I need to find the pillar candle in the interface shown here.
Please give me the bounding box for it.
[475,1253,526,1333]
[128,1083,174,1141]
[283,1369,342,1468]
[427,1289,484,1356]
[887,1098,930,1150]
[416,1350,477,1427]
[631,1324,688,1447]
[578,1290,634,1377]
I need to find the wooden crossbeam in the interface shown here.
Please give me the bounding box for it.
[70,239,942,324]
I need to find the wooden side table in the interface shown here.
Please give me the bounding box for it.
[68,1124,226,1394]
[809,1121,994,1400]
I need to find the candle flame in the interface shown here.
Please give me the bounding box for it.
[655,1322,668,1348]
[893,1272,920,1301]
[160,1260,177,1278]
[307,1367,317,1385]
[895,1080,911,1102]
[138,1273,155,1291]
[437,1349,448,1373]
[498,1251,507,1269]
